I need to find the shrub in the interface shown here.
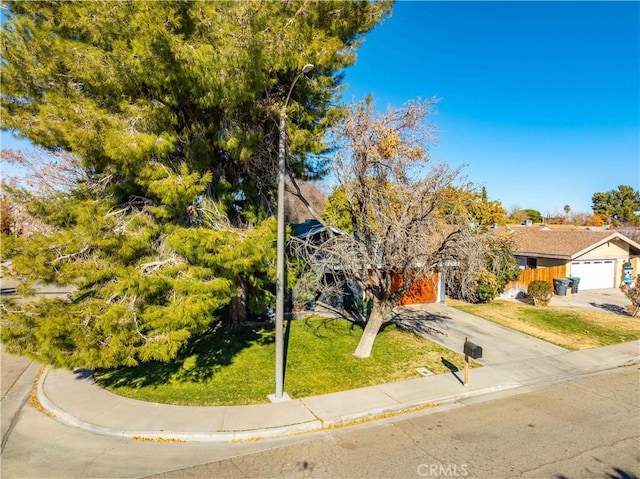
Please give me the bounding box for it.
[475,270,501,303]
[527,280,553,306]
[621,280,640,317]
[290,261,321,311]
[352,294,372,319]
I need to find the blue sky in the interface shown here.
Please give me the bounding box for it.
[340,1,639,215]
[1,1,638,216]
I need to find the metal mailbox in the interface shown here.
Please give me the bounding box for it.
[463,340,483,359]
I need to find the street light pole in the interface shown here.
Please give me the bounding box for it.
[272,63,313,402]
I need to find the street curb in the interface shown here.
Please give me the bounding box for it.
[35,366,324,442]
[34,345,640,444]
[301,383,523,429]
[35,365,521,443]
[1,361,41,452]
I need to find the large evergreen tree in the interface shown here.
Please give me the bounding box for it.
[592,185,640,225]
[2,0,391,216]
[0,1,391,368]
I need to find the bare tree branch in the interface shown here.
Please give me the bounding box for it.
[52,244,92,264]
[139,257,183,276]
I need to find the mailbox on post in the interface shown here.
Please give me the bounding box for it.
[463,337,482,387]
[463,340,483,359]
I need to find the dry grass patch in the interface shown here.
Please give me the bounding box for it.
[447,298,640,350]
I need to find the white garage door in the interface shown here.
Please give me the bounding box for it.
[570,260,615,290]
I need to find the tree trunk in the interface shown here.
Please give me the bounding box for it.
[353,298,389,358]
[228,278,247,329]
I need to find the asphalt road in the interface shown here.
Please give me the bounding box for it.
[2,343,638,479]
[147,367,640,479]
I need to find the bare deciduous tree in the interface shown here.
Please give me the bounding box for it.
[0,148,94,236]
[292,99,485,358]
[285,180,328,223]
[1,148,92,194]
[615,226,640,243]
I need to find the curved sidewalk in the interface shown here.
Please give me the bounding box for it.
[37,340,640,443]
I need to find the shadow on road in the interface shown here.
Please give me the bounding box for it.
[556,465,639,479]
[73,369,93,380]
[589,303,631,316]
[392,308,449,337]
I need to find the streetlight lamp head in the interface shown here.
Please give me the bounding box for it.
[302,63,314,73]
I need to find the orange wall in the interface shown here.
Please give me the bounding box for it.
[392,272,439,305]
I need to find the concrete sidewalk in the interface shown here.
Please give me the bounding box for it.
[36,340,640,443]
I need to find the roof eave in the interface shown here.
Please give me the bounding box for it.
[515,252,572,260]
[570,232,640,260]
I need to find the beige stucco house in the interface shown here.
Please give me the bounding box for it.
[502,225,640,297]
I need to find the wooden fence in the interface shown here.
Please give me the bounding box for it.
[505,265,567,292]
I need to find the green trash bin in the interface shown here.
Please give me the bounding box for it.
[567,276,580,294]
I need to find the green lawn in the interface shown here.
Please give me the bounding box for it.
[448,299,640,350]
[96,316,468,406]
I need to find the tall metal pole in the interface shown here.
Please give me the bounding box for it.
[274,113,287,400]
[273,64,313,401]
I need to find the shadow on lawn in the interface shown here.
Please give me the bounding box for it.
[95,323,274,389]
[300,305,450,341]
[301,314,398,338]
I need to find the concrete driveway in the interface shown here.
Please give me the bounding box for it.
[393,303,567,366]
[392,288,632,369]
[548,288,631,315]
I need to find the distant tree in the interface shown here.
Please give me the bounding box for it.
[285,181,327,224]
[547,211,609,227]
[615,226,640,244]
[322,184,354,232]
[583,214,607,227]
[506,207,526,225]
[592,185,640,225]
[441,186,507,226]
[1,149,88,194]
[522,209,543,224]
[510,208,542,224]
[545,214,567,225]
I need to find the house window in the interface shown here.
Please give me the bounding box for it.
[526,257,537,269]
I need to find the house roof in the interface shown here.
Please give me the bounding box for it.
[507,226,640,260]
[290,219,344,240]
